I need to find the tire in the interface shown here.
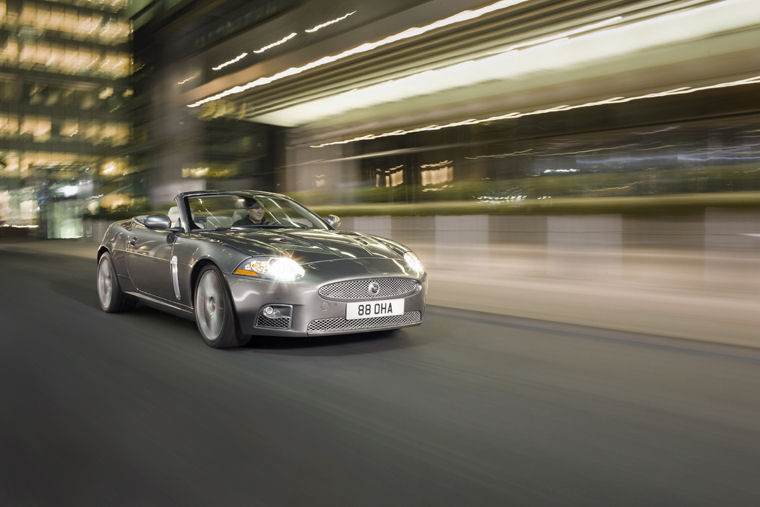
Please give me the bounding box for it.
[194,265,250,348]
[97,252,136,313]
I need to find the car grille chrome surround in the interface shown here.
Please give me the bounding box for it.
[307,311,421,334]
[318,277,419,301]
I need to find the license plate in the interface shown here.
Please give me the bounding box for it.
[346,299,404,320]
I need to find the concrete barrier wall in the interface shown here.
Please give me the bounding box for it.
[343,210,760,288]
[87,210,760,291]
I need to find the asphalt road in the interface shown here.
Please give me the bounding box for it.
[1,250,759,507]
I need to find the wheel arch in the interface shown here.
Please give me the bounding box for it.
[189,258,220,303]
[189,258,246,346]
[97,245,109,263]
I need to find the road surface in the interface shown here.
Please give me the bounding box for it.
[1,249,759,506]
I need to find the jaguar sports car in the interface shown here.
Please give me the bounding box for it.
[96,190,427,348]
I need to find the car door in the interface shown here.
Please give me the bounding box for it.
[125,222,177,302]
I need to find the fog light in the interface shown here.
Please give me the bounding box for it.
[260,304,292,320]
[256,304,294,329]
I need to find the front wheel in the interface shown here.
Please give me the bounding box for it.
[96,252,135,313]
[194,265,250,349]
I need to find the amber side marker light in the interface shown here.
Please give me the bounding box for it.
[234,269,260,277]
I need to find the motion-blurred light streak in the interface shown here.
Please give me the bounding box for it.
[466,149,534,160]
[177,73,199,85]
[486,15,624,56]
[305,11,357,33]
[253,32,298,54]
[261,0,760,126]
[537,145,639,157]
[187,0,530,108]
[310,75,760,148]
[212,52,248,71]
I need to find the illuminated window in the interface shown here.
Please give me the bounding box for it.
[82,121,100,142]
[0,114,19,137]
[100,158,128,176]
[182,165,237,179]
[60,120,79,138]
[101,123,130,146]
[20,116,51,142]
[390,169,404,187]
[64,10,78,33]
[0,37,18,63]
[15,41,129,78]
[81,92,96,110]
[13,2,130,44]
[421,161,454,187]
[375,165,404,187]
[1,154,19,175]
[50,7,65,31]
[18,151,97,178]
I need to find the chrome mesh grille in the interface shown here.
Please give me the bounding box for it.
[256,315,291,329]
[307,311,421,334]
[318,277,419,301]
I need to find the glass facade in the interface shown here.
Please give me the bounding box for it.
[0,0,132,236]
[322,85,760,206]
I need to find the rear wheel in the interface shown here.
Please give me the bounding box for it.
[97,252,135,313]
[194,265,250,348]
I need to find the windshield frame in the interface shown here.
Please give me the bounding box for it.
[182,192,330,232]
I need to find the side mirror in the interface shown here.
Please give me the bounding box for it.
[144,214,172,230]
[324,214,341,229]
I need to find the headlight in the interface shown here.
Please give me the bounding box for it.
[403,252,425,275]
[234,256,305,282]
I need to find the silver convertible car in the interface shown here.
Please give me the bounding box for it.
[96,190,427,348]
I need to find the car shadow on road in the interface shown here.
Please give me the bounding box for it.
[247,327,428,356]
[83,293,429,355]
[121,302,427,354]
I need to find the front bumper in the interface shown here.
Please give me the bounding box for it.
[225,270,427,337]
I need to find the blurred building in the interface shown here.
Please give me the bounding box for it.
[134,0,491,205]
[143,0,760,208]
[130,0,294,207]
[3,0,760,234]
[0,0,131,236]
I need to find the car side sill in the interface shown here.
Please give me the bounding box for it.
[125,291,194,320]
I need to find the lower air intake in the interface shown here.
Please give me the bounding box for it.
[307,311,421,334]
[256,315,291,329]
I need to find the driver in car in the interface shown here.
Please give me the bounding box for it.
[233,197,267,226]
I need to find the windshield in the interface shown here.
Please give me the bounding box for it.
[186,193,329,231]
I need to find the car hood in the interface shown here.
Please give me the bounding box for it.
[201,228,409,264]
